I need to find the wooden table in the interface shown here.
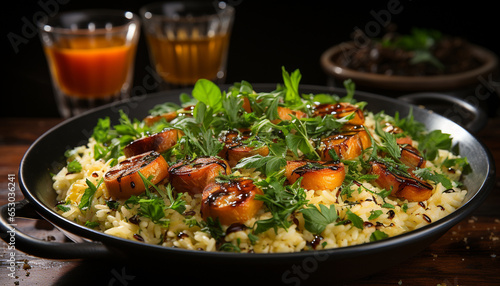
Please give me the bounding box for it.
[1,117,499,286]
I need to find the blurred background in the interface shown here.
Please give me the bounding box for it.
[3,0,499,118]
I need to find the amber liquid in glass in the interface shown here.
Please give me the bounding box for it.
[146,33,230,86]
[45,36,136,99]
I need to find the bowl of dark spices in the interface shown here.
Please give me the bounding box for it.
[320,27,498,95]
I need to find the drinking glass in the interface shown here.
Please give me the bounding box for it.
[140,1,235,89]
[38,10,140,118]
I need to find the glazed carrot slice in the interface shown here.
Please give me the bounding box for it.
[103,151,169,200]
[369,161,433,202]
[201,177,264,225]
[285,160,346,191]
[123,128,183,158]
[168,156,231,195]
[313,102,365,125]
[319,133,364,160]
[143,111,178,126]
[400,144,426,172]
[382,125,426,172]
[143,105,195,126]
[395,137,413,145]
[218,130,269,167]
[382,121,404,135]
[241,96,252,113]
[319,125,371,160]
[272,106,307,124]
[342,124,372,150]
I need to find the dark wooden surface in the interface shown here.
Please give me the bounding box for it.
[1,116,499,286]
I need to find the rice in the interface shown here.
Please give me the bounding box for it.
[51,110,467,253]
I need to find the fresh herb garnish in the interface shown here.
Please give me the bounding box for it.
[85,221,100,228]
[66,160,82,173]
[393,109,453,161]
[123,173,186,224]
[192,79,223,112]
[57,204,71,212]
[346,209,364,230]
[282,66,303,108]
[300,204,338,234]
[79,178,103,210]
[368,210,383,220]
[253,174,308,234]
[369,229,389,242]
[201,217,225,241]
[412,167,453,189]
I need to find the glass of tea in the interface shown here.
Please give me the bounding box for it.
[38,10,140,118]
[140,1,235,89]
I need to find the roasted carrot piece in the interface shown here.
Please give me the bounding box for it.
[103,151,169,200]
[381,124,426,172]
[241,96,252,113]
[319,133,363,160]
[271,106,307,124]
[218,130,269,167]
[382,121,404,135]
[285,160,345,191]
[342,124,372,150]
[168,156,231,195]
[369,161,433,202]
[400,144,426,172]
[313,102,365,125]
[123,128,183,158]
[143,105,195,126]
[201,177,264,225]
[143,111,178,126]
[319,125,371,160]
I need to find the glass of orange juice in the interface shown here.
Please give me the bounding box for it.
[140,1,234,89]
[38,10,140,118]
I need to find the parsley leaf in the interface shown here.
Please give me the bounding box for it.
[393,108,426,140]
[85,221,100,228]
[282,66,302,107]
[79,178,103,210]
[57,204,71,212]
[418,130,452,161]
[394,108,453,161]
[92,117,114,143]
[192,79,223,112]
[136,196,166,223]
[123,173,186,225]
[413,167,453,189]
[201,217,225,241]
[138,172,186,214]
[235,154,286,177]
[149,102,181,116]
[285,116,321,160]
[370,230,389,242]
[300,204,338,234]
[368,210,383,220]
[67,160,82,173]
[442,157,472,175]
[253,175,308,234]
[346,209,364,230]
[374,120,401,160]
[340,79,356,103]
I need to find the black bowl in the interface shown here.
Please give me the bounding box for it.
[1,85,495,284]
